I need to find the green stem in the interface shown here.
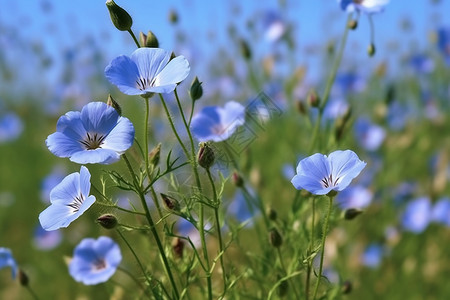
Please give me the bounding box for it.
[122,154,180,299]
[305,197,315,300]
[25,286,39,300]
[312,195,334,300]
[206,168,227,295]
[276,248,300,299]
[116,230,153,298]
[128,29,141,48]
[91,184,146,216]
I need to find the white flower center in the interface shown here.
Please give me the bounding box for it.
[136,76,158,90]
[67,194,84,213]
[321,174,340,188]
[80,132,106,150]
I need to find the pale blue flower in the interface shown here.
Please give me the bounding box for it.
[33,224,62,250]
[437,27,450,65]
[431,197,450,227]
[401,197,432,233]
[105,48,190,97]
[291,150,366,195]
[191,101,245,142]
[69,236,121,285]
[39,166,95,231]
[46,102,135,165]
[354,118,385,151]
[0,248,18,279]
[336,185,373,209]
[40,166,66,203]
[338,0,389,14]
[361,244,384,268]
[0,112,23,143]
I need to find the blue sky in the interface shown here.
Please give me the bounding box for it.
[1,0,449,85]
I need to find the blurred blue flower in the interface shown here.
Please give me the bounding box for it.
[33,224,62,250]
[0,248,18,279]
[69,236,121,285]
[177,218,212,248]
[334,71,366,95]
[40,166,66,203]
[261,11,286,42]
[408,54,434,74]
[191,101,245,142]
[291,150,366,195]
[431,197,450,227]
[46,102,135,165]
[105,48,190,97]
[0,112,24,143]
[401,197,432,233]
[338,0,389,14]
[227,191,256,225]
[39,166,95,231]
[361,244,384,268]
[336,185,373,210]
[354,118,386,151]
[323,97,349,121]
[437,27,450,65]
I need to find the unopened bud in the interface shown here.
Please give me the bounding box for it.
[107,94,122,115]
[344,208,363,220]
[106,0,133,31]
[197,143,215,169]
[269,228,283,248]
[161,193,180,212]
[139,32,147,48]
[239,39,252,60]
[307,89,320,108]
[348,19,358,30]
[172,237,184,258]
[267,207,277,221]
[368,43,376,57]
[145,30,159,48]
[342,280,352,294]
[97,214,118,229]
[168,9,178,24]
[296,100,307,115]
[18,269,29,286]
[189,76,203,102]
[232,172,244,187]
[149,143,161,167]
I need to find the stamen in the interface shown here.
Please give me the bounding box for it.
[80,132,106,150]
[93,259,107,271]
[67,194,84,213]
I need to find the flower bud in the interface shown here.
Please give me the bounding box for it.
[342,280,352,294]
[168,9,178,24]
[172,237,184,258]
[145,30,159,48]
[267,207,277,221]
[106,0,133,31]
[269,227,283,248]
[107,94,122,115]
[197,143,215,169]
[307,89,320,108]
[239,39,252,60]
[161,193,180,212]
[296,100,307,115]
[348,19,358,30]
[139,31,147,47]
[344,208,363,220]
[368,43,376,57]
[149,143,161,167]
[97,214,118,229]
[18,269,29,287]
[232,171,244,187]
[189,76,203,102]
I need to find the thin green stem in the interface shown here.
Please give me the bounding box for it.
[117,266,150,297]
[305,197,315,300]
[25,286,39,300]
[276,248,300,299]
[91,183,146,216]
[116,230,153,298]
[122,154,180,299]
[206,168,227,295]
[312,195,334,300]
[128,29,141,48]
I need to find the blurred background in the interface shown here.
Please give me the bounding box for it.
[1,0,450,299]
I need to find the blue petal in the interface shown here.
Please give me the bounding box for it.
[191,106,221,142]
[153,55,190,87]
[291,174,331,195]
[81,102,119,135]
[329,150,366,191]
[131,48,171,85]
[46,132,84,158]
[105,55,142,95]
[70,148,121,165]
[49,172,81,205]
[101,116,135,152]
[39,204,75,230]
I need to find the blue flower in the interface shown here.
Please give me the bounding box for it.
[46,102,135,165]
[33,224,62,250]
[105,48,190,97]
[0,248,18,279]
[69,236,121,285]
[431,197,450,227]
[0,112,23,143]
[361,244,384,268]
[191,101,245,142]
[261,11,286,42]
[40,166,66,203]
[354,117,385,151]
[39,166,95,231]
[401,197,432,233]
[437,27,450,65]
[336,185,373,210]
[291,150,366,195]
[338,0,389,14]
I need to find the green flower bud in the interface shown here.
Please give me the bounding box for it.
[145,30,159,48]
[239,39,252,60]
[161,193,180,212]
[269,227,283,248]
[149,143,161,167]
[368,43,376,57]
[342,280,353,294]
[189,76,203,102]
[307,89,320,108]
[168,9,178,24]
[232,171,244,187]
[197,143,215,169]
[97,214,118,229]
[296,100,307,115]
[348,19,358,30]
[267,207,277,221]
[107,94,122,115]
[344,208,363,220]
[106,0,133,31]
[172,237,184,258]
[139,31,147,47]
[19,269,29,287]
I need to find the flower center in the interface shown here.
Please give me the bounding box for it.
[321,174,340,188]
[136,76,157,91]
[352,0,364,3]
[80,132,106,150]
[92,258,107,271]
[67,194,84,213]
